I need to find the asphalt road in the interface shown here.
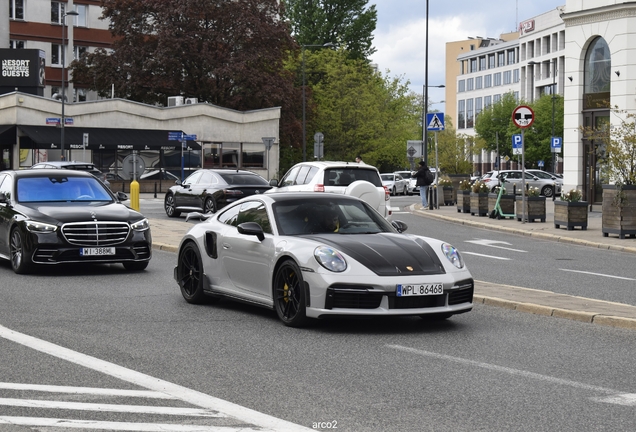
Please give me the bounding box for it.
[1,250,635,431]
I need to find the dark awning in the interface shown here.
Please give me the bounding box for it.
[0,125,15,146]
[18,126,201,151]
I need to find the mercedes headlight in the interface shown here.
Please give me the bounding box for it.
[314,246,347,272]
[441,243,464,269]
[25,220,57,233]
[131,218,150,231]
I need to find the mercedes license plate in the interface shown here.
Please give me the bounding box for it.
[80,247,115,256]
[396,283,443,297]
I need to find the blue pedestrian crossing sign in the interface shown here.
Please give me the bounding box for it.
[551,137,562,153]
[426,113,444,131]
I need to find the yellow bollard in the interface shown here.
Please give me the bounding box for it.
[130,180,140,211]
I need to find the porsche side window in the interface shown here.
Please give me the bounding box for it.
[237,201,271,234]
[183,171,203,186]
[217,204,240,227]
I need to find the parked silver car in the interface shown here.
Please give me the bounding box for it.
[497,170,561,197]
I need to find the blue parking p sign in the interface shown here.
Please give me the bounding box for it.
[512,134,523,155]
[551,137,562,153]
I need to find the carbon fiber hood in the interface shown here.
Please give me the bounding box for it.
[305,233,446,276]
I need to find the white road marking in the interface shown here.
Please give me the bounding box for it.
[466,239,527,253]
[387,345,636,405]
[462,251,511,260]
[0,324,313,432]
[0,398,224,417]
[592,394,636,406]
[0,417,262,431]
[560,268,636,281]
[0,382,172,398]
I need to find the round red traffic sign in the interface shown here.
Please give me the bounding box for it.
[512,105,535,128]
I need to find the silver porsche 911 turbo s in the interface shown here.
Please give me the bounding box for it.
[174,193,474,327]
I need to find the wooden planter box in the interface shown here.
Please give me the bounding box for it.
[488,193,515,219]
[554,200,588,230]
[516,196,546,222]
[602,185,636,239]
[457,190,471,213]
[470,192,489,216]
[442,186,454,206]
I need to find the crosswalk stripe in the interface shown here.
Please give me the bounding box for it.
[0,382,172,398]
[0,417,261,431]
[0,398,224,417]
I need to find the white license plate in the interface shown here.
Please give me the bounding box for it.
[80,247,115,256]
[396,283,443,297]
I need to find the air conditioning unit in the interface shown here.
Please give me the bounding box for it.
[185,98,198,105]
[167,96,184,107]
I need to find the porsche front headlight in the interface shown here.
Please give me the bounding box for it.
[25,220,57,233]
[441,243,464,269]
[131,218,150,231]
[314,246,347,272]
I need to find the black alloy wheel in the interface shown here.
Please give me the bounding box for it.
[204,196,217,214]
[165,193,181,218]
[274,260,309,327]
[177,242,215,304]
[10,228,32,274]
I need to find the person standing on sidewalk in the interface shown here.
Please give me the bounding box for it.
[414,160,434,208]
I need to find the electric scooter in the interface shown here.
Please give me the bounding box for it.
[489,177,515,219]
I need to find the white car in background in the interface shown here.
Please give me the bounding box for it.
[394,170,416,195]
[267,161,391,219]
[381,173,409,196]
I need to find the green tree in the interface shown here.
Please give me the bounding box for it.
[71,0,302,155]
[526,93,564,171]
[284,0,377,60]
[296,49,418,172]
[474,92,521,160]
[436,117,473,175]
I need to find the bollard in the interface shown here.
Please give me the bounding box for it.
[130,180,140,211]
[154,182,157,199]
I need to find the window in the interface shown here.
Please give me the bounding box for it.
[585,37,611,94]
[51,44,61,66]
[74,88,87,102]
[513,69,520,83]
[236,201,271,234]
[514,91,519,102]
[484,96,492,108]
[488,55,495,69]
[470,59,477,73]
[498,52,505,67]
[10,40,25,49]
[74,45,87,60]
[503,70,511,85]
[467,78,474,91]
[458,100,465,129]
[507,50,516,65]
[75,4,87,27]
[475,76,482,90]
[466,99,474,128]
[479,57,486,71]
[484,74,492,88]
[10,0,24,19]
[51,2,66,24]
[475,97,483,118]
[458,80,465,93]
[494,72,502,86]
[493,94,501,103]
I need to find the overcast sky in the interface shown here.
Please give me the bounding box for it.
[369,0,565,104]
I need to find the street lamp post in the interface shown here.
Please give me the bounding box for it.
[60,10,79,161]
[302,42,335,162]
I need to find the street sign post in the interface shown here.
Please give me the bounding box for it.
[512,134,522,155]
[512,105,535,224]
[551,137,562,153]
[262,137,275,180]
[406,140,423,164]
[169,131,197,181]
[313,132,324,160]
[426,112,444,131]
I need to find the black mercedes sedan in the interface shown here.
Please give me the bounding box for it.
[164,169,271,217]
[0,169,152,274]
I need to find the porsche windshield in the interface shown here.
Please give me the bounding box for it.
[272,197,394,235]
[17,176,113,203]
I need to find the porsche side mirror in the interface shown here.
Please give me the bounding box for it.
[116,191,128,201]
[237,222,265,241]
[391,220,408,233]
